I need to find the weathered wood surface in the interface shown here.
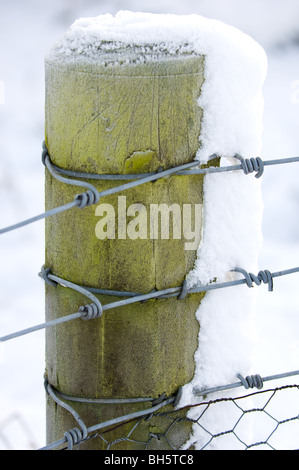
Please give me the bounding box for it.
[45,50,208,449]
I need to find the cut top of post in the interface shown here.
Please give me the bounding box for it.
[46,11,268,164]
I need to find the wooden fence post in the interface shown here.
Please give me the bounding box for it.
[44,28,212,450]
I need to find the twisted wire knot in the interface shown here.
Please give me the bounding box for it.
[42,141,100,209]
[64,427,86,450]
[234,154,264,179]
[234,267,274,291]
[79,301,103,320]
[237,373,264,390]
[74,188,100,209]
[256,270,274,291]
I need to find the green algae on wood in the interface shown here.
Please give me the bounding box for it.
[45,47,208,449]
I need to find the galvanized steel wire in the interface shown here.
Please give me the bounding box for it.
[1,142,299,450]
[1,265,299,343]
[1,141,299,235]
[41,371,299,450]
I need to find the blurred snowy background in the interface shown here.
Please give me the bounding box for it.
[0,0,298,450]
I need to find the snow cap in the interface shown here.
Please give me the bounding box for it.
[48,10,268,163]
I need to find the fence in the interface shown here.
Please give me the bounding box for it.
[0,143,298,450]
[42,380,299,451]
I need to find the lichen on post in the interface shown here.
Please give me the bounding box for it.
[44,15,211,450]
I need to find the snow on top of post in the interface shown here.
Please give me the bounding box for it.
[47,10,267,164]
[49,10,264,65]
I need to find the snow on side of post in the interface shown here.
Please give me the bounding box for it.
[49,12,268,449]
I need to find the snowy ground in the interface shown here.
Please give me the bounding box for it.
[0,0,298,450]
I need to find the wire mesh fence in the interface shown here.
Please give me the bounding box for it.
[39,382,298,451]
[0,382,297,450]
